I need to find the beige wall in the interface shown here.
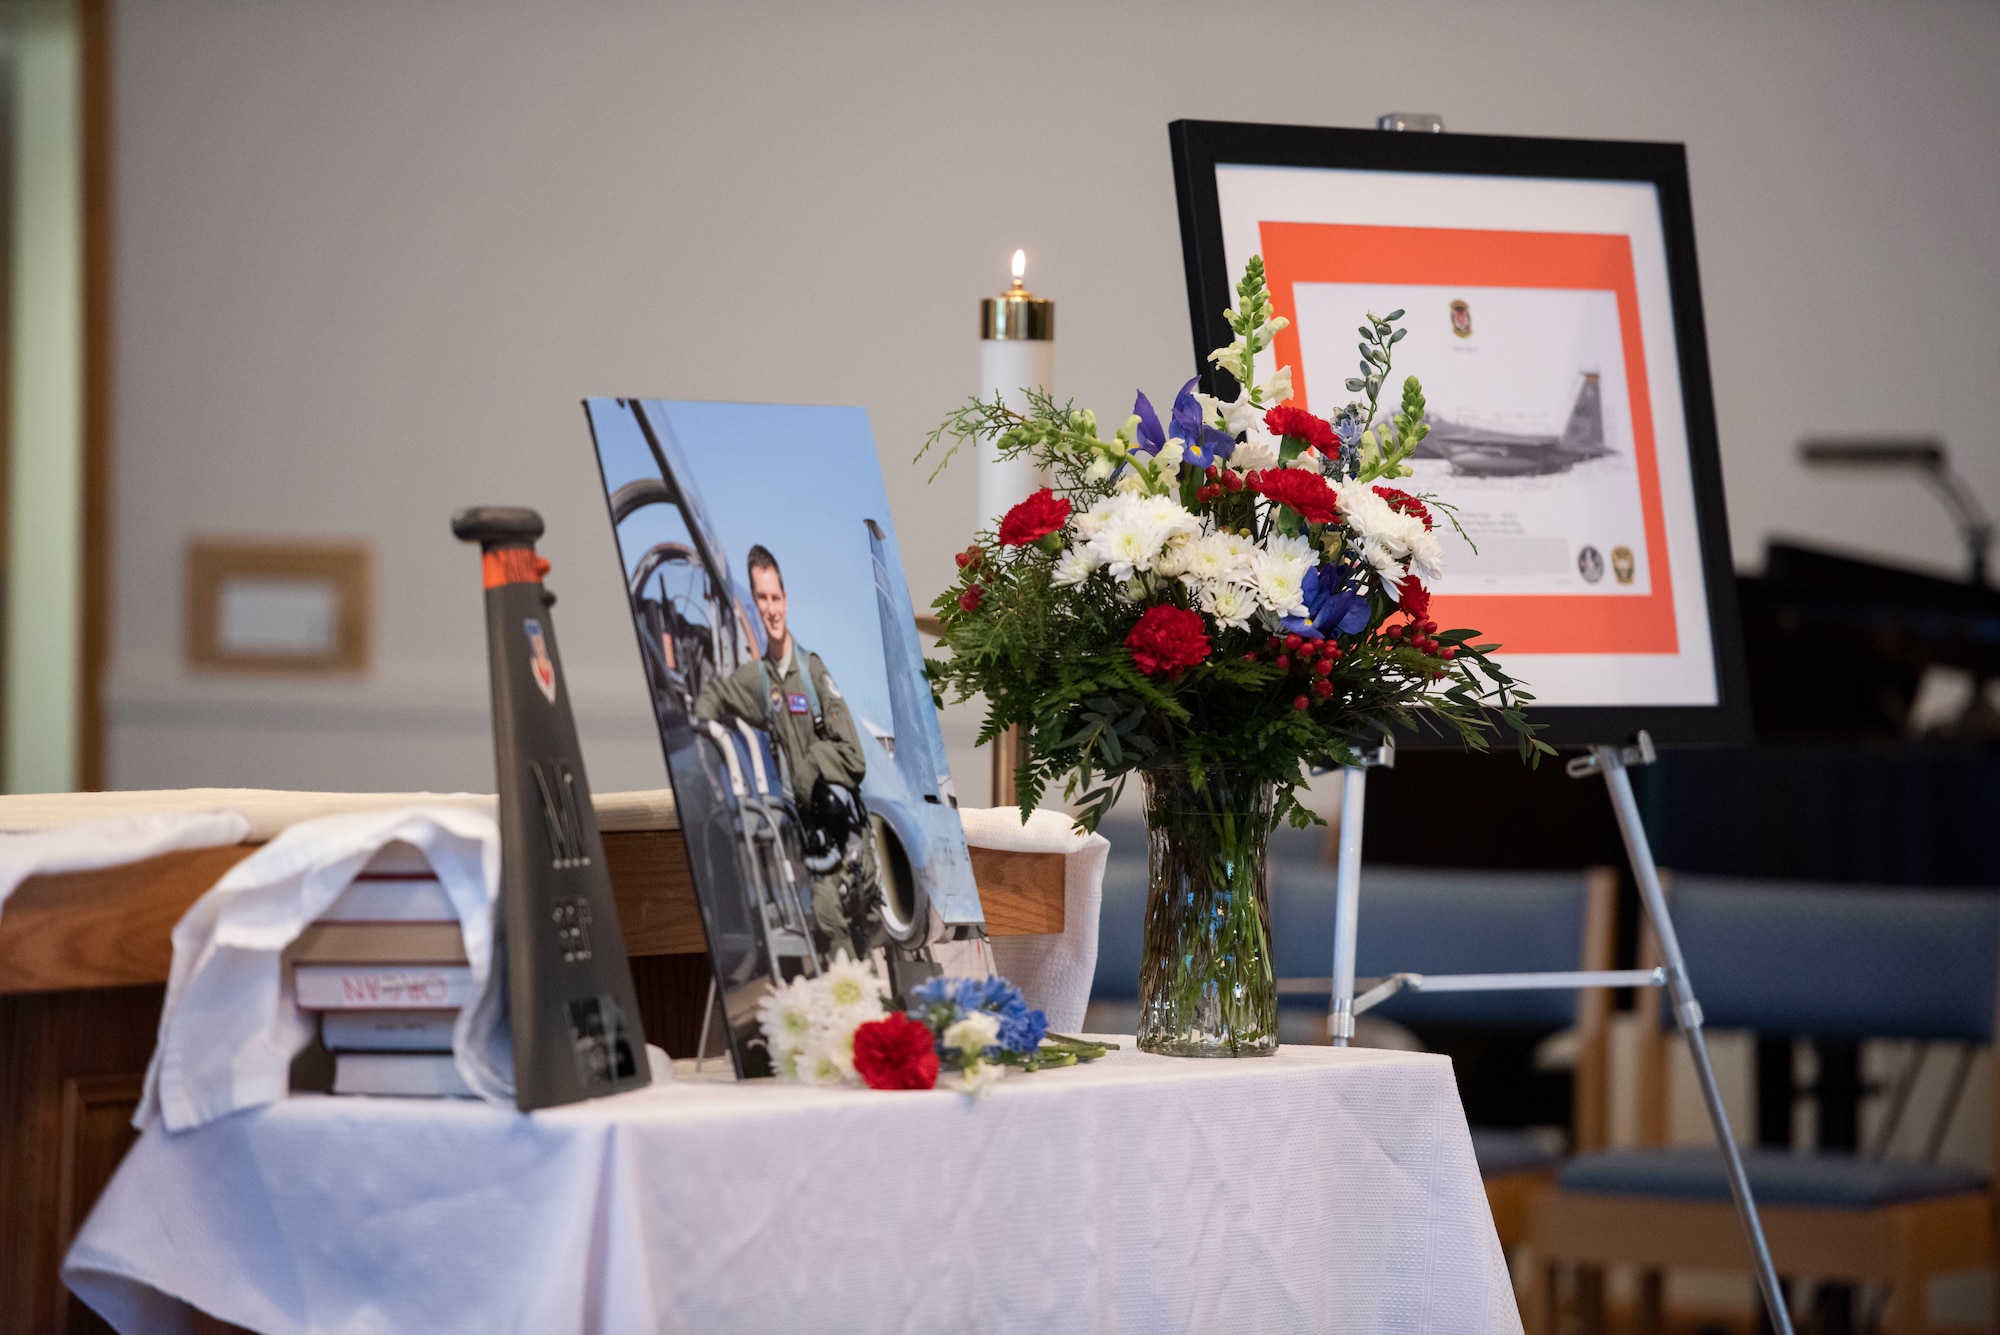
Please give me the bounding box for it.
[105,0,2000,793]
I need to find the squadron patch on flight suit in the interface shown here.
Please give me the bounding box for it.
[786,693,811,714]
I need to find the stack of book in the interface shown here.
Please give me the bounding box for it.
[290,842,474,1097]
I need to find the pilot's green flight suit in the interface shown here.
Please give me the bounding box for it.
[694,644,870,944]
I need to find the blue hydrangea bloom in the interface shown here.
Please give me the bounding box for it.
[905,974,1048,1056]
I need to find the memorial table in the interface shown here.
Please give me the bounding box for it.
[0,789,1069,1335]
[64,1045,1519,1334]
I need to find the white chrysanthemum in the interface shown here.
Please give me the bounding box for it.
[1404,527,1445,582]
[797,1038,849,1087]
[1231,427,1281,471]
[1081,493,1196,580]
[819,952,887,1024]
[1072,494,1123,541]
[1152,533,1196,579]
[1051,547,1100,587]
[1334,479,1445,581]
[1250,549,1311,617]
[1264,532,1314,565]
[1199,578,1259,629]
[756,976,822,1064]
[1216,531,1259,563]
[1180,532,1246,584]
[1095,519,1167,580]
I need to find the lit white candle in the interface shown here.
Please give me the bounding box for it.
[977,249,1054,530]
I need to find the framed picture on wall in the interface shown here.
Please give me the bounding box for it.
[1169,120,1751,747]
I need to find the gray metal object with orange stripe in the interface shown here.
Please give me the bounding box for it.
[453,505,651,1111]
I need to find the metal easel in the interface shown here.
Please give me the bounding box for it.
[1325,731,1795,1335]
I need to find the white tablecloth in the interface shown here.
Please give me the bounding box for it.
[65,1043,1520,1335]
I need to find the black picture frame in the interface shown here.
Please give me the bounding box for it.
[1168,118,1752,750]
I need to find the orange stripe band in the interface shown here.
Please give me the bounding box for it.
[482,548,549,589]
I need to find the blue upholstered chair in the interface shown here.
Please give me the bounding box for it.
[1528,876,1999,1335]
[1271,860,1616,1246]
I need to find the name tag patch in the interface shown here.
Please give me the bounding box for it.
[786,693,811,715]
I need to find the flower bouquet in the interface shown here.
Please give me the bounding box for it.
[924,255,1552,1057]
[758,958,1107,1097]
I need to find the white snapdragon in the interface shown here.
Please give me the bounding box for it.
[1255,366,1293,406]
[1196,390,1257,439]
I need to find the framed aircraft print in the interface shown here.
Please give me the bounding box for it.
[1169,119,1751,747]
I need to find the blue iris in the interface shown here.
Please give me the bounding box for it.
[1132,378,1237,470]
[1281,563,1371,640]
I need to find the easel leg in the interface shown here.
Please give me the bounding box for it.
[1594,744,1794,1335]
[1328,765,1367,1047]
[695,976,717,1072]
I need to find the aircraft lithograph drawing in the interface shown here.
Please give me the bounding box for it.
[1414,373,1611,479]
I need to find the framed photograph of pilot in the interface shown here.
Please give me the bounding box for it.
[1169,120,1751,747]
[584,399,984,1077]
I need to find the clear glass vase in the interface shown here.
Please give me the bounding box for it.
[1137,764,1279,1057]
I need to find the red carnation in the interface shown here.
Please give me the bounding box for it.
[998,487,1072,547]
[1396,575,1430,622]
[1263,405,1338,451]
[1372,486,1434,531]
[852,1013,939,1091]
[1125,604,1211,679]
[1247,469,1341,525]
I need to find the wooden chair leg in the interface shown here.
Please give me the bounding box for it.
[1576,1264,1605,1335]
[1638,1269,1664,1335]
[1884,1266,1925,1335]
[1531,1259,1559,1335]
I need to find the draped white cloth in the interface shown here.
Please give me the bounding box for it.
[0,809,251,920]
[67,1043,1520,1335]
[960,806,1108,1033]
[137,806,515,1131]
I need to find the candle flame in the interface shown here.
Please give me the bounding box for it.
[1011,249,1026,283]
